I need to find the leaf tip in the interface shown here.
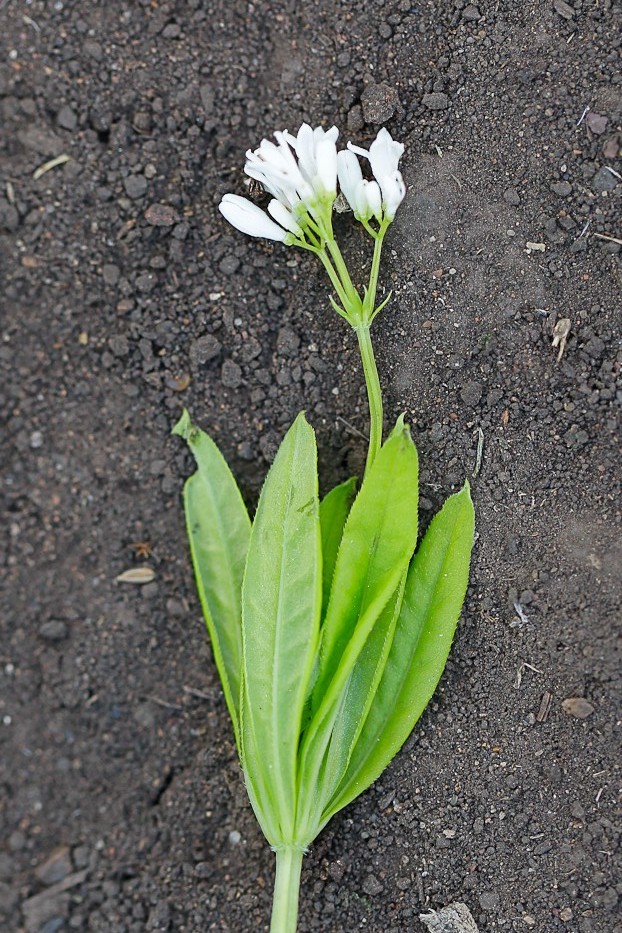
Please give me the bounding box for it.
[172,408,193,440]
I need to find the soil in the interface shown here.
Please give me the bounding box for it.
[1,1,621,932]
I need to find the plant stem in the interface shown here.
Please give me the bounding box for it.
[364,220,390,317]
[355,323,383,475]
[270,847,304,933]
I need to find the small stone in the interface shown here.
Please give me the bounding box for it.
[102,263,120,286]
[221,359,243,388]
[460,381,483,407]
[551,181,572,196]
[190,335,222,366]
[503,187,521,206]
[123,174,148,200]
[562,697,594,719]
[108,334,129,357]
[162,22,181,38]
[347,105,364,133]
[38,621,69,642]
[559,907,573,921]
[219,255,240,276]
[361,82,400,124]
[585,111,608,135]
[592,166,618,192]
[0,881,18,914]
[135,272,156,293]
[420,903,480,932]
[56,105,77,132]
[479,890,500,911]
[145,203,179,227]
[35,847,73,886]
[361,874,384,896]
[602,135,620,159]
[0,198,19,232]
[553,0,574,19]
[276,327,300,357]
[422,92,449,111]
[84,40,103,61]
[462,4,480,21]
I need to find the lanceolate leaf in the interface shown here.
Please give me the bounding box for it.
[173,410,251,750]
[317,574,406,815]
[322,482,475,824]
[319,477,357,619]
[296,421,418,838]
[241,413,322,845]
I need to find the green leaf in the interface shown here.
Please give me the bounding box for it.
[173,410,251,750]
[317,573,406,810]
[240,412,322,846]
[322,481,475,823]
[295,420,419,838]
[319,477,357,619]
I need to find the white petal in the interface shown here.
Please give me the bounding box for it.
[337,149,363,210]
[365,180,383,221]
[369,128,404,180]
[267,199,302,236]
[347,140,370,160]
[295,123,316,182]
[315,137,337,195]
[219,194,288,241]
[380,170,406,219]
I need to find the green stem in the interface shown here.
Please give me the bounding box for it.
[355,323,383,475]
[325,237,361,313]
[364,220,390,317]
[270,846,304,933]
[316,249,351,312]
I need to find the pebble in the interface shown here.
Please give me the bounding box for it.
[276,327,300,357]
[35,847,73,886]
[221,359,243,388]
[479,890,500,910]
[551,181,572,196]
[562,697,594,719]
[361,874,384,896]
[123,174,148,200]
[592,167,618,193]
[38,620,69,642]
[503,187,521,206]
[347,105,364,133]
[460,381,483,407]
[462,4,481,21]
[145,203,179,227]
[84,40,103,61]
[361,82,400,124]
[422,92,449,111]
[219,255,240,275]
[190,335,221,366]
[102,263,121,286]
[56,105,77,132]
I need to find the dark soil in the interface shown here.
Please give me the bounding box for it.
[1,1,621,931]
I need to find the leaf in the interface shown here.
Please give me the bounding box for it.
[317,574,406,811]
[295,420,419,838]
[319,477,357,619]
[240,413,322,845]
[173,409,251,750]
[323,482,475,823]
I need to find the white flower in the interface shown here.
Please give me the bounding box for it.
[347,128,406,219]
[219,193,292,242]
[244,123,339,220]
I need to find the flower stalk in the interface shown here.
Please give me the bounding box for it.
[218,123,406,472]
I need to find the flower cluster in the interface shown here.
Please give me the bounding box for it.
[219,124,405,246]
